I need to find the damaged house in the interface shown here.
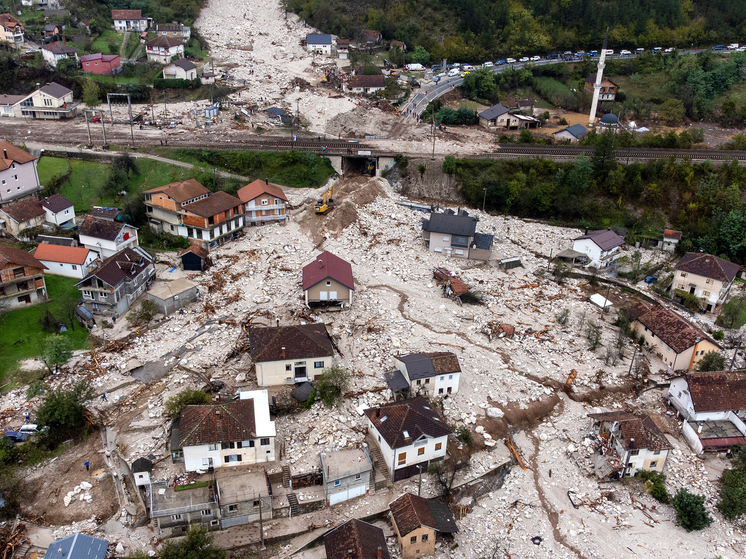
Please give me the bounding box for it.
[389,492,458,559]
[320,448,374,506]
[323,518,390,559]
[421,209,493,261]
[388,352,461,397]
[302,251,354,308]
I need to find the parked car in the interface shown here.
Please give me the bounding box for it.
[664,47,675,53]
[620,49,632,56]
[495,59,506,65]
[575,51,585,57]
[436,72,446,78]
[462,64,475,71]
[431,64,442,72]
[604,49,614,55]
[483,61,493,67]
[651,47,663,53]
[588,50,598,57]
[530,55,541,61]
[644,276,658,284]
[460,71,470,77]
[519,56,530,62]
[712,45,725,52]
[546,53,560,60]
[506,57,516,64]
[5,424,43,443]
[635,48,645,54]
[432,76,441,83]
[448,68,460,76]
[728,43,740,50]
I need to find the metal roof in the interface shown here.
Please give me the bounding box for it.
[46,533,108,559]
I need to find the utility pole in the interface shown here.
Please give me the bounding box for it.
[418,463,423,496]
[482,187,487,212]
[100,110,107,146]
[84,111,91,145]
[431,112,435,159]
[259,496,265,549]
[163,91,167,118]
[628,344,639,376]
[605,282,612,313]
[729,336,742,371]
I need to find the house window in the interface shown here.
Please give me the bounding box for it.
[201,509,212,516]
[421,534,429,543]
[703,291,710,297]
[261,199,268,205]
[418,447,425,456]
[253,500,260,507]
[208,443,218,451]
[181,526,188,533]
[410,536,417,544]
[228,505,238,512]
[202,458,210,466]
[314,361,324,368]
[249,440,255,447]
[398,452,406,466]
[44,98,52,106]
[260,438,270,446]
[440,376,444,381]
[630,450,639,456]
[224,454,242,463]
[454,249,464,255]
[326,281,331,286]
[653,450,660,455]
[433,246,443,253]
[416,380,421,385]
[439,388,444,394]
[286,364,292,371]
[355,473,361,480]
[425,379,430,384]
[680,272,687,277]
[72,265,77,270]
[449,374,453,380]
[706,278,713,284]
[649,461,658,468]
[210,520,219,527]
[334,480,341,486]
[442,236,450,242]
[171,514,183,521]
[435,443,442,451]
[83,290,92,298]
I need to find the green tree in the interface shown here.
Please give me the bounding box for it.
[81,79,100,107]
[35,381,96,447]
[308,366,350,407]
[461,68,497,102]
[717,455,746,520]
[673,488,712,531]
[164,388,212,419]
[716,296,746,329]
[592,129,617,183]
[126,299,159,325]
[659,99,686,126]
[443,155,456,175]
[408,45,430,65]
[41,334,72,374]
[159,527,225,559]
[697,351,727,372]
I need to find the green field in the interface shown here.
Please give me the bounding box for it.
[37,156,198,213]
[91,30,124,55]
[0,275,90,384]
[86,74,145,85]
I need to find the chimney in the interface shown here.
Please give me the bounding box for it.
[377,547,382,558]
[629,438,635,450]
[585,227,589,235]
[265,178,269,185]
[281,346,286,358]
[347,550,353,559]
[318,259,323,269]
[376,409,381,418]
[2,149,6,159]
[698,423,703,434]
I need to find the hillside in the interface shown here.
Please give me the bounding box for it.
[288,0,746,62]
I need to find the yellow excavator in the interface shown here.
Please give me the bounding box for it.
[314,184,334,213]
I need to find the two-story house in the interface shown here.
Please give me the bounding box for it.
[365,397,451,482]
[34,243,98,279]
[162,58,196,80]
[0,14,24,48]
[572,228,624,269]
[324,519,391,559]
[144,178,209,234]
[111,10,150,33]
[13,82,78,120]
[149,480,218,536]
[629,302,721,371]
[389,493,458,559]
[214,470,272,530]
[0,197,45,236]
[80,53,121,75]
[41,42,79,68]
[0,141,41,205]
[392,352,461,397]
[40,194,74,228]
[589,411,670,477]
[236,178,288,226]
[78,216,138,258]
[302,251,354,308]
[178,392,276,472]
[249,324,334,385]
[306,34,332,55]
[662,229,682,252]
[156,23,190,40]
[668,371,746,453]
[0,244,46,308]
[145,35,184,64]
[421,209,494,261]
[320,448,373,506]
[75,247,154,316]
[671,252,740,313]
[584,75,617,101]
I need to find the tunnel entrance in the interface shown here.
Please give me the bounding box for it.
[342,156,377,177]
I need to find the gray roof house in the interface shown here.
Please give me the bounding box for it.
[321,448,374,506]
[392,352,462,397]
[421,209,493,261]
[43,533,108,559]
[306,34,333,55]
[572,229,624,268]
[478,104,510,127]
[553,123,589,142]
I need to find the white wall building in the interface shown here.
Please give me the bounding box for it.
[393,352,461,397]
[671,252,740,312]
[0,141,41,204]
[572,229,624,268]
[78,217,138,258]
[33,244,98,279]
[40,194,74,227]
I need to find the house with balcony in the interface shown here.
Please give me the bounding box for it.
[0,244,46,308]
[13,82,78,120]
[0,197,45,236]
[670,252,740,313]
[34,243,98,279]
[249,324,334,386]
[78,216,139,258]
[236,178,288,226]
[80,53,121,75]
[40,194,74,228]
[112,9,150,33]
[41,42,79,68]
[0,14,25,48]
[421,209,494,261]
[144,178,210,234]
[0,142,41,205]
[177,392,276,472]
[588,411,670,478]
[162,58,196,80]
[75,247,154,317]
[584,75,617,101]
[320,448,373,506]
[668,371,746,453]
[572,228,624,269]
[365,396,451,482]
[390,352,461,398]
[145,35,184,64]
[302,251,354,308]
[629,302,720,371]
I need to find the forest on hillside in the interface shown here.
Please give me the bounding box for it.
[287,0,746,62]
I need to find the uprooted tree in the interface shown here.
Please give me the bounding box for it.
[164,388,212,419]
[429,458,470,502]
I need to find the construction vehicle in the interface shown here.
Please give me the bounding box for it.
[314,184,334,213]
[363,158,376,176]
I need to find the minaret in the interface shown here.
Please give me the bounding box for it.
[588,32,609,128]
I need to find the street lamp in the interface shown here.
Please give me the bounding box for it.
[482,188,487,212]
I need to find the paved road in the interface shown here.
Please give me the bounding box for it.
[402,48,706,120]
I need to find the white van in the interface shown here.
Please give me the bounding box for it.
[728,43,739,51]
[406,63,425,71]
[448,68,460,77]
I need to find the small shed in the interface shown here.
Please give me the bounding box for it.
[147,278,198,315]
[179,244,210,271]
[132,457,153,486]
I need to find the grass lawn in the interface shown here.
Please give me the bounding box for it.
[91,30,123,55]
[37,157,197,213]
[612,72,674,104]
[86,74,144,85]
[0,275,90,385]
[125,33,142,59]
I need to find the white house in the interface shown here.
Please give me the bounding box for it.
[572,229,624,268]
[41,42,79,68]
[365,396,451,482]
[33,243,98,279]
[111,9,150,33]
[668,371,746,453]
[553,123,588,143]
[0,141,41,204]
[13,82,78,120]
[248,324,334,386]
[179,391,276,472]
[589,411,671,477]
[320,448,373,506]
[392,352,461,397]
[155,23,190,40]
[306,34,332,55]
[78,216,138,258]
[671,252,740,313]
[347,75,386,94]
[145,35,184,64]
[40,194,74,227]
[162,58,196,80]
[662,229,682,252]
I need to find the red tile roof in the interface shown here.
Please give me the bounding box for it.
[34,244,92,265]
[0,141,36,170]
[633,304,717,354]
[589,411,671,451]
[0,244,46,272]
[178,243,209,260]
[349,75,386,89]
[111,9,142,20]
[0,197,44,224]
[675,252,739,283]
[663,229,682,241]
[302,251,354,291]
[144,179,209,203]
[364,396,451,449]
[685,371,746,412]
[179,399,256,447]
[390,493,437,536]
[324,519,390,559]
[181,191,243,218]
[249,324,334,363]
[236,179,288,204]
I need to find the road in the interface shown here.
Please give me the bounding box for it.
[402,48,706,120]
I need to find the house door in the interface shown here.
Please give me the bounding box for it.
[329,291,338,301]
[319,291,328,301]
[689,287,695,294]
[294,366,307,380]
